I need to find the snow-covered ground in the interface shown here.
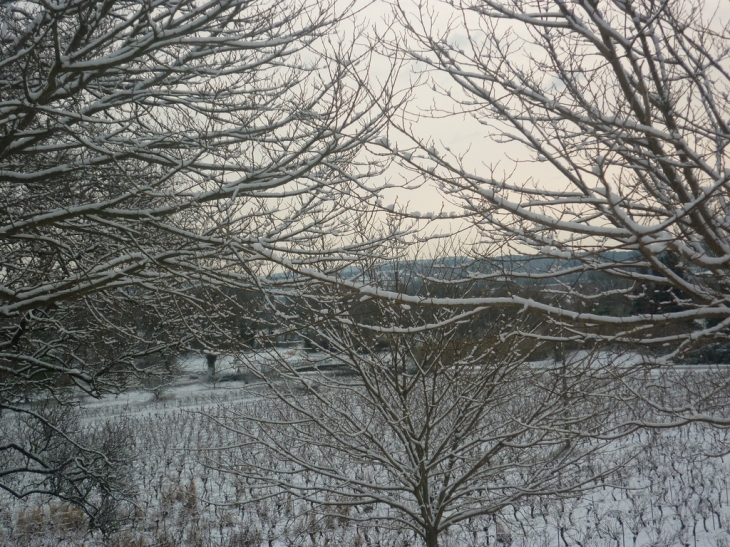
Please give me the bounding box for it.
[4,351,730,547]
[80,349,310,419]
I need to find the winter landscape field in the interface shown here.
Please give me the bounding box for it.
[5,0,730,546]
[3,353,730,547]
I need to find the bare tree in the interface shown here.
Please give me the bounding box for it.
[382,0,730,356]
[205,261,647,547]
[0,0,398,508]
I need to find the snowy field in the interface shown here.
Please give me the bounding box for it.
[3,353,730,547]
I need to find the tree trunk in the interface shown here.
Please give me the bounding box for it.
[425,528,439,547]
[206,354,217,377]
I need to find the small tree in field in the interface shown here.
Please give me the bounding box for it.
[206,261,648,547]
